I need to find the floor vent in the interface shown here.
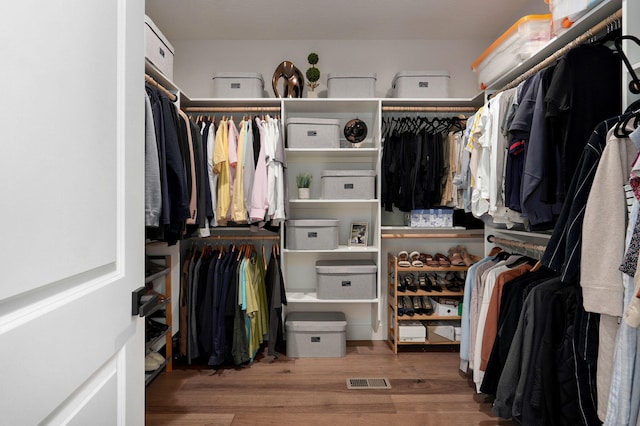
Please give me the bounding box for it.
[346,377,391,390]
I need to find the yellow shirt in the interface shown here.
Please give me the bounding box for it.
[214,119,230,224]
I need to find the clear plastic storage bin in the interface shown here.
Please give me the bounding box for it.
[471,14,552,90]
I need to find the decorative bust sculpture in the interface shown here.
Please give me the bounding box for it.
[272,61,305,98]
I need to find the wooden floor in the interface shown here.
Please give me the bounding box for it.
[146,341,515,426]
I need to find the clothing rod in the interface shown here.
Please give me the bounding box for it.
[145,73,177,102]
[381,106,478,113]
[182,106,281,113]
[486,234,547,255]
[495,8,622,94]
[197,234,280,241]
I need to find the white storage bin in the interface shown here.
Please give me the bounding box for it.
[286,118,340,148]
[471,14,552,90]
[212,72,264,98]
[321,170,376,200]
[286,312,347,358]
[426,321,457,343]
[432,299,459,317]
[286,219,339,250]
[316,260,377,300]
[327,73,377,98]
[144,15,175,80]
[399,321,426,343]
[392,71,450,98]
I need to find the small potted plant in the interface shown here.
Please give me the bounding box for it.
[296,173,312,199]
[306,52,320,98]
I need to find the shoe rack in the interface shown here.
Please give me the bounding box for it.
[387,252,467,354]
[144,254,172,386]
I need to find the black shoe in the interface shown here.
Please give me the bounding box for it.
[419,273,431,292]
[403,296,415,316]
[413,296,423,315]
[398,274,407,292]
[405,273,418,292]
[427,273,442,292]
[421,296,434,315]
[146,318,168,332]
[398,297,405,316]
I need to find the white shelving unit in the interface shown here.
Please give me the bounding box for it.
[281,99,383,340]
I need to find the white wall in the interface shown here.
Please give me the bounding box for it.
[172,39,490,99]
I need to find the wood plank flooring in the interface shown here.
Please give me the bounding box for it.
[146,341,515,426]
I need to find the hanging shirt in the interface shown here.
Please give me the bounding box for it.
[227,117,239,220]
[250,117,269,223]
[231,120,249,223]
[214,119,230,225]
[144,92,162,227]
[207,122,219,227]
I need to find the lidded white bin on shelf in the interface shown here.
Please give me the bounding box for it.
[286,118,340,148]
[212,72,265,98]
[285,312,347,358]
[286,219,339,250]
[399,321,426,342]
[327,73,377,98]
[392,71,450,98]
[321,170,376,199]
[316,260,377,300]
[144,15,175,80]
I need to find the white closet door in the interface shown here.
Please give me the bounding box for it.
[0,0,145,424]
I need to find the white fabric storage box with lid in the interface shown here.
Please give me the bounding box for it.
[391,71,450,98]
[471,14,552,90]
[286,219,339,250]
[212,72,265,98]
[315,260,377,300]
[399,321,426,342]
[286,118,340,148]
[321,170,376,199]
[285,312,347,358]
[327,73,377,98]
[144,15,175,80]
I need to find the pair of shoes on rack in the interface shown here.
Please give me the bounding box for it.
[146,318,169,340]
[402,273,418,292]
[145,352,166,372]
[426,273,444,292]
[398,250,426,267]
[402,296,433,316]
[402,296,415,316]
[433,253,451,267]
[451,245,481,266]
[443,272,463,292]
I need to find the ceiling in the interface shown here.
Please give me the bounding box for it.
[145,0,549,42]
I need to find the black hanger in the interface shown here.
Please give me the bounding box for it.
[614,35,640,95]
[495,250,511,261]
[614,110,640,138]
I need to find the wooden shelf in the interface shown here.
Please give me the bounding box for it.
[387,252,464,353]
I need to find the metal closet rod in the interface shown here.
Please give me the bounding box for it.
[495,8,622,94]
[486,234,547,255]
[381,106,478,112]
[145,73,177,102]
[198,234,280,241]
[182,106,281,113]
